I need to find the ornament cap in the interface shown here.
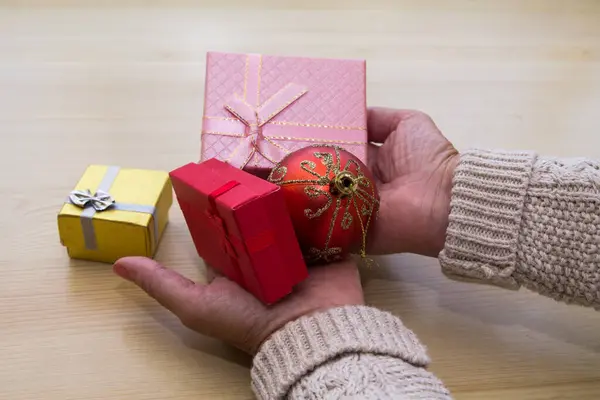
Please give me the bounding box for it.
[331,171,358,196]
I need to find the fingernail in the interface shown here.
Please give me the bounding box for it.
[113,262,132,281]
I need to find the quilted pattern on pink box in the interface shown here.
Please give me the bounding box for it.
[203,53,247,119]
[259,55,366,127]
[201,52,367,170]
[202,135,367,169]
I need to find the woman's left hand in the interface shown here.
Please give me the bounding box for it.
[113,257,364,354]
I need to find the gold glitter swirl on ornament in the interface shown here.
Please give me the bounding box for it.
[304,186,332,219]
[301,160,317,174]
[341,210,353,230]
[306,247,343,263]
[269,165,288,183]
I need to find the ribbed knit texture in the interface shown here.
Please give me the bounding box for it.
[439,149,536,288]
[251,306,450,399]
[440,149,600,307]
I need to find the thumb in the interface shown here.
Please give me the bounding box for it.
[113,257,206,322]
[367,107,422,143]
[114,257,267,354]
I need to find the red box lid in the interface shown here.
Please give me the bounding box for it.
[169,158,308,304]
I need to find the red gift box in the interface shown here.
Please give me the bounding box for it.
[169,158,308,304]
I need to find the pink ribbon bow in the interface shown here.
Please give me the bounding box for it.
[224,83,308,169]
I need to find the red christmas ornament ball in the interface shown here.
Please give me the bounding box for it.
[268,145,380,264]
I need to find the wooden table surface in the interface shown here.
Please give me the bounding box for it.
[1,1,600,399]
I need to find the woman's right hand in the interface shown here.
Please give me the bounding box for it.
[367,108,459,257]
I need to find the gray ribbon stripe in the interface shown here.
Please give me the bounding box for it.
[67,166,159,251]
[98,165,121,194]
[80,206,99,250]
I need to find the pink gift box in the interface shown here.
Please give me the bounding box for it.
[200,51,368,176]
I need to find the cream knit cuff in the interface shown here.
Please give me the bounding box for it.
[439,149,537,289]
[251,305,429,400]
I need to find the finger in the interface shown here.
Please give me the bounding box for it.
[367,107,422,143]
[367,143,382,184]
[308,257,359,274]
[296,258,364,303]
[205,265,223,283]
[302,258,362,286]
[114,256,202,316]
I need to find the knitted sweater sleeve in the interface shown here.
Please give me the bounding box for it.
[439,149,600,307]
[251,306,451,399]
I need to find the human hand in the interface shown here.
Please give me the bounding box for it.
[367,108,459,257]
[113,257,364,355]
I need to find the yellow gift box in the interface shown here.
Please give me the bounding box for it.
[58,165,172,263]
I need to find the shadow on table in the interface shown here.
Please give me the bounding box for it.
[360,254,600,354]
[66,257,252,370]
[126,295,252,369]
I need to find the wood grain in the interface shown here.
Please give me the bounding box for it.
[1,1,599,398]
